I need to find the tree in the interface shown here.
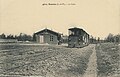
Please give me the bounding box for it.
[89,35,97,44]
[106,33,114,42]
[6,34,15,39]
[114,34,120,43]
[33,33,36,41]
[0,33,6,39]
[17,33,33,41]
[97,37,100,43]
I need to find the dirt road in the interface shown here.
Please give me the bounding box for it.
[83,46,97,77]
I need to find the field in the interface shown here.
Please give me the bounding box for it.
[0,44,94,77]
[0,43,120,77]
[96,43,120,77]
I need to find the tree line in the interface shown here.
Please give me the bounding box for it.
[104,33,120,43]
[0,33,120,43]
[0,33,33,41]
[89,33,120,44]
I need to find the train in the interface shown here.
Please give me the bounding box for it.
[68,27,89,48]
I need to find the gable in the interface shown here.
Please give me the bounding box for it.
[35,29,61,36]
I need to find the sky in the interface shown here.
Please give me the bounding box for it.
[0,0,120,39]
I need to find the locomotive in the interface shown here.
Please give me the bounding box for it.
[68,27,89,48]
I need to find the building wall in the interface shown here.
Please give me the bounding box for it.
[35,32,58,44]
[44,33,58,44]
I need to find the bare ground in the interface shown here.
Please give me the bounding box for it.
[83,46,97,77]
[0,43,119,77]
[96,43,120,77]
[0,44,95,77]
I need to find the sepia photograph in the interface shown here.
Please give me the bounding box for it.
[0,0,120,77]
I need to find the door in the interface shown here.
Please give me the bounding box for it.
[39,35,44,43]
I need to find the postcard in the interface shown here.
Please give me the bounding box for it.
[0,0,120,77]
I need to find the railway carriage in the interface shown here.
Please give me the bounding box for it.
[68,27,89,48]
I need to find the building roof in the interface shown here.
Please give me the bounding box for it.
[35,28,61,36]
[69,27,83,31]
[69,27,89,35]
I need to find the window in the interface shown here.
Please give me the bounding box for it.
[50,35,53,41]
[69,30,75,35]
